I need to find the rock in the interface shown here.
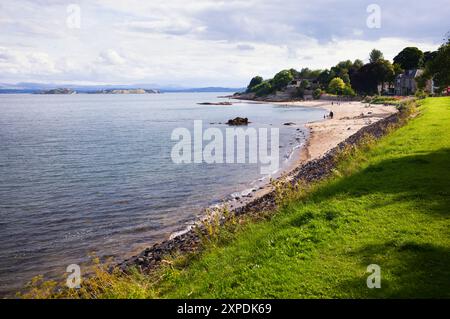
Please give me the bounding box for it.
[198,102,233,106]
[284,122,296,126]
[227,117,249,126]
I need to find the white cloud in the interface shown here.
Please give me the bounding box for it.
[98,50,126,65]
[0,0,447,86]
[236,44,255,51]
[0,47,59,77]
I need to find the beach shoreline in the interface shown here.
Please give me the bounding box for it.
[209,100,398,216]
[119,99,399,272]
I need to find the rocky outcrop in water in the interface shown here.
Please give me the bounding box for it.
[198,102,233,106]
[227,117,249,125]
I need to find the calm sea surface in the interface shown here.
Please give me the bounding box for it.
[0,93,326,295]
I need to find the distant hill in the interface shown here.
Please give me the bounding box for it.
[0,83,244,94]
[160,87,244,93]
[35,88,76,95]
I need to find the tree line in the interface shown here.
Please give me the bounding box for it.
[246,35,449,97]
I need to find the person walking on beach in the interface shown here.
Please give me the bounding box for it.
[329,111,334,119]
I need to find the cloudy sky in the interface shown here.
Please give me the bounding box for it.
[0,0,448,87]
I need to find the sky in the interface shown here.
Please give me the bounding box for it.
[0,0,448,87]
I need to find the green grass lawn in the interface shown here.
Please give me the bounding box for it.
[28,97,450,299]
[152,97,450,299]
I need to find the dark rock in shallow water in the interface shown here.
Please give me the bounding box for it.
[198,102,233,106]
[227,117,249,126]
[284,122,296,126]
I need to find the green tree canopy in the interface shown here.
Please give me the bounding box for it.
[246,76,263,92]
[351,59,394,95]
[342,84,356,97]
[317,70,331,87]
[272,70,294,90]
[374,59,395,84]
[423,51,438,66]
[298,68,322,79]
[313,88,323,99]
[352,59,364,70]
[423,38,450,91]
[300,80,310,89]
[393,47,424,70]
[369,49,384,63]
[289,68,300,78]
[393,63,404,76]
[252,81,273,96]
[328,77,346,95]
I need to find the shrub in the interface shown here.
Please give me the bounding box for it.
[415,89,428,99]
[252,81,273,96]
[328,77,346,95]
[342,84,356,97]
[313,88,323,99]
[368,96,403,105]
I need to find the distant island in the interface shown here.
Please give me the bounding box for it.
[0,83,244,94]
[89,89,160,94]
[35,88,76,95]
[35,88,161,95]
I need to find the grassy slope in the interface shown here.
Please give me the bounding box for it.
[154,97,450,298]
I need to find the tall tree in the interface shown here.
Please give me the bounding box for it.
[351,63,379,95]
[421,37,450,91]
[317,70,331,88]
[374,59,395,91]
[423,51,438,66]
[393,47,424,70]
[369,49,384,63]
[393,63,404,77]
[351,59,394,95]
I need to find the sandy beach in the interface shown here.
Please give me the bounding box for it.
[281,100,398,161]
[221,100,398,211]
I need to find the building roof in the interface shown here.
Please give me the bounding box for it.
[397,69,424,80]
